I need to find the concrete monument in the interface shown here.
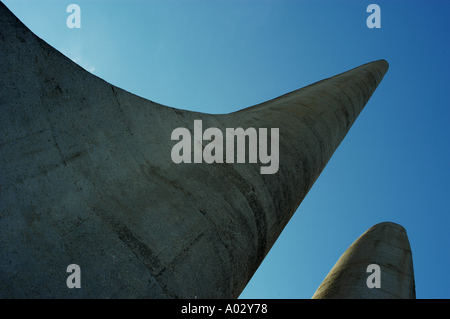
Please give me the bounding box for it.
[312,222,416,299]
[0,2,389,298]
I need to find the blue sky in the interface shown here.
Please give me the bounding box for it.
[3,0,449,298]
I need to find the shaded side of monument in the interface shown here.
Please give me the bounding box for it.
[0,2,389,298]
[312,222,416,299]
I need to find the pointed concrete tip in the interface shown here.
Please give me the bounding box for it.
[350,59,389,74]
[370,59,389,69]
[312,222,415,299]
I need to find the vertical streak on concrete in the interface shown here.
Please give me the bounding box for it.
[312,222,416,299]
[1,2,389,298]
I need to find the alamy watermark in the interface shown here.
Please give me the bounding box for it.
[66,264,81,288]
[171,120,279,174]
[66,4,81,28]
[366,4,381,28]
[66,4,380,29]
[366,264,381,288]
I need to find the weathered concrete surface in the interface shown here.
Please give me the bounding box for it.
[312,222,416,299]
[0,2,388,298]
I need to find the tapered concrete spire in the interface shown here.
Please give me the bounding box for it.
[312,222,416,299]
[0,3,388,298]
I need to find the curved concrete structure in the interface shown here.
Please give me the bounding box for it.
[312,222,416,299]
[0,3,388,298]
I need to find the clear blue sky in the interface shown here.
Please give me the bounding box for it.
[3,0,449,299]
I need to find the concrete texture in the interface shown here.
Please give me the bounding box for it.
[312,222,416,299]
[0,2,389,298]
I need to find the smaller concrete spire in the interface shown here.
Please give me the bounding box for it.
[312,222,415,299]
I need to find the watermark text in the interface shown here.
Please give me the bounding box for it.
[171,120,279,174]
